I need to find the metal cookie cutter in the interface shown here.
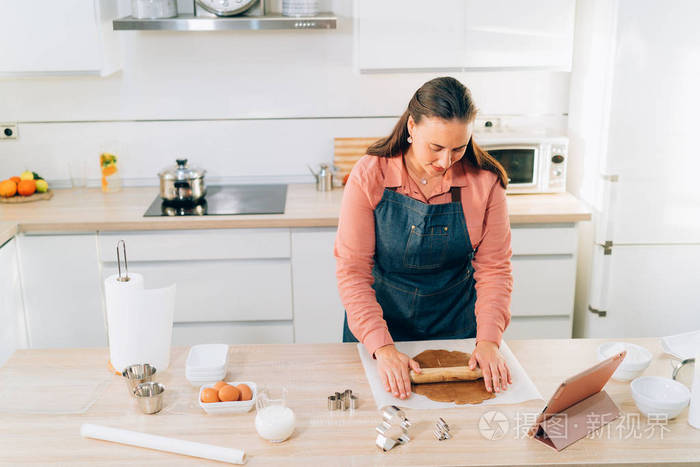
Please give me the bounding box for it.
[343,389,358,411]
[328,389,358,411]
[375,405,411,451]
[433,417,451,441]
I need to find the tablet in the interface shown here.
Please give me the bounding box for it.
[528,349,627,437]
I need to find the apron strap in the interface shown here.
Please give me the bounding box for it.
[450,186,461,203]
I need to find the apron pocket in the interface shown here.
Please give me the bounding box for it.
[372,274,419,340]
[403,224,449,269]
[412,275,476,337]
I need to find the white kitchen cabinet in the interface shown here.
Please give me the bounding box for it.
[354,0,466,72]
[0,0,121,77]
[12,221,577,348]
[462,0,575,70]
[0,238,26,366]
[291,228,345,343]
[355,0,575,72]
[98,229,294,344]
[101,259,293,323]
[172,321,294,346]
[508,223,577,337]
[18,233,105,349]
[504,315,572,340]
[510,255,575,318]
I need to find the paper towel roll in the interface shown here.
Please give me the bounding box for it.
[689,348,700,429]
[80,424,246,464]
[105,273,175,373]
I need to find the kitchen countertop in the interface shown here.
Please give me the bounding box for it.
[0,221,18,246]
[0,184,591,245]
[0,337,697,466]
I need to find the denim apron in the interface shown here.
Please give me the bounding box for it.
[343,186,477,344]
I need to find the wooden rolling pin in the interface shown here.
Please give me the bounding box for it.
[409,366,483,384]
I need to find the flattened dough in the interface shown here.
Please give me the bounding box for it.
[412,349,495,405]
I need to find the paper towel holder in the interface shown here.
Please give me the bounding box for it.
[116,240,130,282]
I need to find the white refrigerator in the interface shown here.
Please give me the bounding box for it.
[569,0,700,338]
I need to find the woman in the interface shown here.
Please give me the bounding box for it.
[335,77,513,400]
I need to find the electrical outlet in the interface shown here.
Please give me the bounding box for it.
[475,117,502,131]
[1,123,18,140]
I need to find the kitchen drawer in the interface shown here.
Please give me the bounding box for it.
[510,224,577,255]
[98,229,290,262]
[504,315,572,339]
[511,255,576,317]
[102,258,292,322]
[172,321,294,345]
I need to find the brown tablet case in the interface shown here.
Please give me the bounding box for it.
[529,350,627,451]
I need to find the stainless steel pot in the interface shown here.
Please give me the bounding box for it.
[159,159,207,203]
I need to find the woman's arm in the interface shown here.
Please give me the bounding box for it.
[468,178,513,392]
[472,179,513,347]
[334,161,394,357]
[334,159,422,400]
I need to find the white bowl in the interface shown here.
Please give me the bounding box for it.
[630,376,690,419]
[597,342,652,381]
[198,381,257,414]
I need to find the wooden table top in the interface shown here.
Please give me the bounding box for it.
[0,337,697,466]
[0,184,591,245]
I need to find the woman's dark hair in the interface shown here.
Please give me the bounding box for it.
[367,76,508,188]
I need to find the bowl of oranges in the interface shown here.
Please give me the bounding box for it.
[0,171,50,203]
[199,381,256,414]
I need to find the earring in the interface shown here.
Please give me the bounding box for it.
[407,135,413,144]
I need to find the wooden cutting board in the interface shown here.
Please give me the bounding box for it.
[333,137,380,183]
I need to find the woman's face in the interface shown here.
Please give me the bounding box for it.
[407,115,473,177]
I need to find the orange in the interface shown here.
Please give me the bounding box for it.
[102,165,117,176]
[0,179,17,197]
[9,176,21,184]
[201,387,220,403]
[17,179,36,196]
[218,384,240,402]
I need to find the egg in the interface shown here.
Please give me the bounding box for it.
[201,387,220,403]
[219,384,240,402]
[237,383,253,401]
[213,381,227,390]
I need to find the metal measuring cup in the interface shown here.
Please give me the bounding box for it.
[122,363,157,397]
[133,382,165,414]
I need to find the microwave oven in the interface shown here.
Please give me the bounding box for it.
[477,135,568,194]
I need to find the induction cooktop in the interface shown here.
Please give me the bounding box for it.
[143,184,288,217]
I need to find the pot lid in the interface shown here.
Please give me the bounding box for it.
[159,159,206,181]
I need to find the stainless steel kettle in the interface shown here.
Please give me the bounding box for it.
[308,163,333,192]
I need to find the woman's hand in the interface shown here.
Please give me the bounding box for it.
[468,341,512,393]
[375,344,422,399]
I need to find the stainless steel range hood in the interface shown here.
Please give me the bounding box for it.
[113,12,336,31]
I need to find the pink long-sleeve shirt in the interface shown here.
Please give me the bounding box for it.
[334,154,513,357]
